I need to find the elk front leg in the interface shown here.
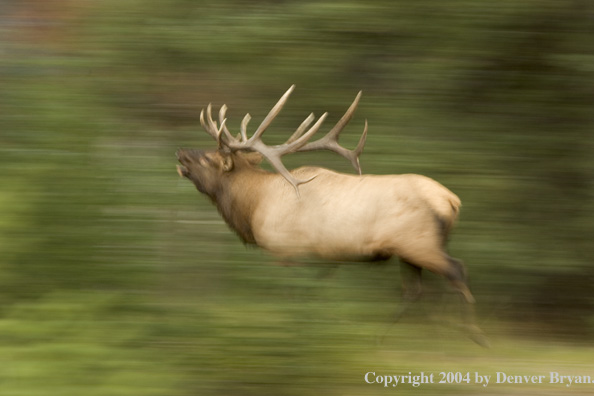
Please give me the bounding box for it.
[377,261,422,345]
[390,261,423,324]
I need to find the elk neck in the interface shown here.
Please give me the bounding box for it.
[211,166,269,245]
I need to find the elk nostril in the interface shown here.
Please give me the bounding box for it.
[176,149,192,163]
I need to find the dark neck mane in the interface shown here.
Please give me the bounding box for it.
[211,168,268,245]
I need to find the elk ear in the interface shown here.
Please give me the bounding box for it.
[222,155,234,172]
[240,152,263,166]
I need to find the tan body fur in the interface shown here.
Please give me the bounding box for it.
[250,167,460,264]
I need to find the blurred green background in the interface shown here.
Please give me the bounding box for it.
[1,0,593,395]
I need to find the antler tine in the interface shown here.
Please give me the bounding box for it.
[296,91,366,174]
[218,104,237,144]
[328,90,362,140]
[240,113,251,142]
[286,113,315,144]
[349,119,368,174]
[249,84,296,142]
[199,104,231,148]
[200,105,219,141]
[282,112,328,152]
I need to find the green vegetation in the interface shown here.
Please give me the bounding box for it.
[1,1,593,394]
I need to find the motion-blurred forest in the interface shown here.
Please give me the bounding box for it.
[1,0,593,395]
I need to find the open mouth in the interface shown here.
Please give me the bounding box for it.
[176,164,188,177]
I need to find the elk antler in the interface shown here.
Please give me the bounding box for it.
[200,85,367,195]
[291,91,367,175]
[200,104,227,147]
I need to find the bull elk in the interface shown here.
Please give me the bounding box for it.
[176,85,487,346]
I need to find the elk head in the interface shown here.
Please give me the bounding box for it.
[176,85,368,196]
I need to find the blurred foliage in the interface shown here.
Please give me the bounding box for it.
[1,0,593,395]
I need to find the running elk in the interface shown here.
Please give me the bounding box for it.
[176,85,487,346]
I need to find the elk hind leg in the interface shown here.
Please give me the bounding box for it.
[400,249,473,304]
[444,255,490,347]
[444,255,475,304]
[409,251,488,347]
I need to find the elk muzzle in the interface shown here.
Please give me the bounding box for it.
[176,148,201,177]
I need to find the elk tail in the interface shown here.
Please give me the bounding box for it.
[439,191,461,241]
